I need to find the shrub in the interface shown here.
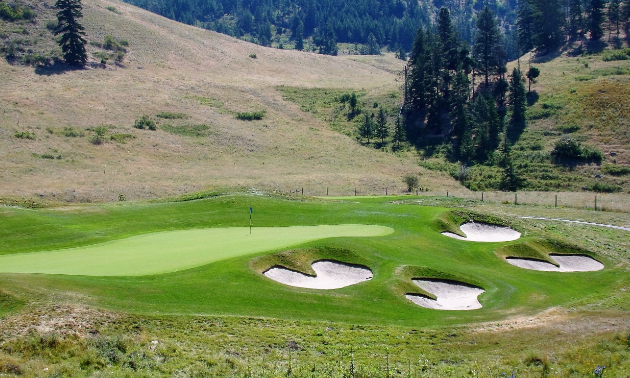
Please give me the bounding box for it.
[134,115,156,130]
[106,6,120,13]
[156,112,188,119]
[590,182,622,193]
[403,174,419,192]
[60,126,84,137]
[235,111,265,121]
[91,126,108,144]
[14,131,35,139]
[602,165,630,176]
[0,3,35,21]
[551,138,602,163]
[110,133,135,143]
[249,53,257,58]
[45,20,58,30]
[602,48,630,61]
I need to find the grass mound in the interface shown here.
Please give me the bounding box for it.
[0,290,24,317]
[250,247,370,276]
[433,210,514,237]
[495,238,596,265]
[392,266,485,301]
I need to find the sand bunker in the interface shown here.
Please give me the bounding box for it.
[405,279,485,310]
[263,260,372,289]
[442,222,521,242]
[506,254,604,272]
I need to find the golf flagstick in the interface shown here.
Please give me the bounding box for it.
[249,207,252,234]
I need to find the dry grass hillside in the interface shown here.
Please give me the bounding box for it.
[0,0,463,202]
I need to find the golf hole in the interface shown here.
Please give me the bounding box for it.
[506,254,604,272]
[263,260,373,289]
[406,279,485,310]
[442,222,521,242]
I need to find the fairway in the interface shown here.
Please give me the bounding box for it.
[0,225,393,276]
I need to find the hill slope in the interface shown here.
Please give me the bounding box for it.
[0,0,462,202]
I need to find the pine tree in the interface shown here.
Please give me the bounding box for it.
[375,108,389,144]
[392,116,406,149]
[608,0,621,38]
[530,0,565,53]
[508,67,527,134]
[568,0,584,39]
[587,0,606,41]
[517,0,535,53]
[366,32,381,54]
[407,28,428,113]
[473,6,504,87]
[54,0,87,67]
[295,21,304,50]
[359,113,374,143]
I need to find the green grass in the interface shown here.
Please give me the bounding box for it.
[160,123,210,137]
[0,193,624,327]
[0,225,392,276]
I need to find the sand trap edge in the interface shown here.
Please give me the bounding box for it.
[405,278,485,311]
[441,222,521,242]
[506,254,604,272]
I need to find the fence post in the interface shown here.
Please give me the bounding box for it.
[447,191,449,197]
[514,193,517,205]
[482,192,484,202]
[595,195,597,211]
[355,187,357,196]
[327,187,329,196]
[555,194,557,208]
[386,188,388,195]
[301,187,303,196]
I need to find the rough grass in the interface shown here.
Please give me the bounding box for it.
[250,246,370,276]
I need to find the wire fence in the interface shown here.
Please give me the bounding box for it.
[283,186,630,213]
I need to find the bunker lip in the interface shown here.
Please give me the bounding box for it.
[406,278,485,311]
[506,254,604,272]
[263,260,373,290]
[442,222,521,242]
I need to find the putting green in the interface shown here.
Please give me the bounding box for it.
[0,225,393,276]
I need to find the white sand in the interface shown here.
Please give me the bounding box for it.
[263,260,373,289]
[405,279,485,310]
[442,222,521,242]
[506,254,604,272]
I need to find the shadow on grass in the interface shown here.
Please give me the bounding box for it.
[526,91,539,106]
[34,61,86,75]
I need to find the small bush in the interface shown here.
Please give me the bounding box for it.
[110,133,135,143]
[551,138,602,163]
[403,174,419,192]
[602,165,630,176]
[60,126,84,137]
[590,182,622,193]
[156,112,188,119]
[45,20,57,31]
[91,126,108,144]
[106,6,120,13]
[14,131,35,139]
[134,115,156,130]
[602,48,630,61]
[0,3,35,21]
[235,111,265,121]
[249,53,257,58]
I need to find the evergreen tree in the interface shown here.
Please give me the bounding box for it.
[349,92,358,117]
[624,0,630,29]
[359,113,374,143]
[508,67,527,133]
[318,23,338,55]
[376,108,389,144]
[517,0,535,53]
[393,116,406,149]
[295,21,304,50]
[366,32,381,54]
[568,0,584,39]
[530,0,565,53]
[407,28,429,113]
[587,0,606,41]
[608,0,621,38]
[54,0,87,67]
[473,6,504,87]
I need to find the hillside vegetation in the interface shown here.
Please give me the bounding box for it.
[0,0,464,202]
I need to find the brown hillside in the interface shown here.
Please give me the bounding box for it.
[0,0,463,202]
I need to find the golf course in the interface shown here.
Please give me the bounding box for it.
[1,192,629,376]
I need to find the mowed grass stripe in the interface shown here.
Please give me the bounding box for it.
[0,225,393,276]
